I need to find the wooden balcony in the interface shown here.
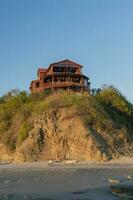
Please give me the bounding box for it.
[43,81,88,89]
[46,71,82,76]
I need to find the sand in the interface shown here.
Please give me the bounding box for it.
[0,157,133,200]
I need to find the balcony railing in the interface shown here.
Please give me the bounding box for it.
[43,81,87,88]
[47,71,81,75]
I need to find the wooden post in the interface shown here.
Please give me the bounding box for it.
[52,76,54,85]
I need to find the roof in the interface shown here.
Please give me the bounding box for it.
[37,68,48,76]
[49,59,83,68]
[37,59,83,76]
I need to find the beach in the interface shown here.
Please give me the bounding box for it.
[0,158,133,200]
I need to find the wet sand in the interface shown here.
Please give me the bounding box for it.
[0,158,133,200]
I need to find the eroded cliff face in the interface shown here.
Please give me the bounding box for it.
[13,107,131,162]
[0,88,133,163]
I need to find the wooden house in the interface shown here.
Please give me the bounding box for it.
[30,59,90,93]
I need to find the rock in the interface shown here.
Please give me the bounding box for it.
[48,160,53,165]
[23,195,30,199]
[110,180,133,200]
[15,108,114,162]
[108,178,120,184]
[65,160,77,164]
[111,184,133,194]
[3,180,10,184]
[128,176,133,180]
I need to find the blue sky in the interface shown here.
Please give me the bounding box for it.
[0,0,133,102]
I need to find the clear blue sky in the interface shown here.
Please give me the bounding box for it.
[0,0,133,102]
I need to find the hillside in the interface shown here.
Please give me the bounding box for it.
[0,86,133,162]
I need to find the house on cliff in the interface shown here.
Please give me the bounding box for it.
[30,59,90,93]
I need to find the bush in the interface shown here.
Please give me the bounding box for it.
[95,86,133,115]
[18,122,33,145]
[95,86,133,129]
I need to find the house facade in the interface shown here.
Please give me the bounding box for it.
[30,59,90,93]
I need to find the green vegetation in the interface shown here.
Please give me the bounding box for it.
[0,86,133,151]
[95,86,133,129]
[18,122,33,145]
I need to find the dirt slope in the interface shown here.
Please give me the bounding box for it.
[15,107,131,162]
[0,88,133,162]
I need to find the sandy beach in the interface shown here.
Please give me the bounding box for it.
[0,158,133,200]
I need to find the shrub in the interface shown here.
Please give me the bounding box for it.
[5,134,16,151]
[95,86,133,129]
[18,122,33,145]
[95,86,133,116]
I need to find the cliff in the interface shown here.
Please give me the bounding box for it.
[0,87,133,162]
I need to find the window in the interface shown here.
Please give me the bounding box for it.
[53,66,66,73]
[44,77,52,83]
[68,67,76,74]
[36,82,40,88]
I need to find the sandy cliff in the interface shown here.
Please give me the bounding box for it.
[0,88,133,162]
[15,107,131,162]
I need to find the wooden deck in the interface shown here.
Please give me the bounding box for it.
[43,81,86,89]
